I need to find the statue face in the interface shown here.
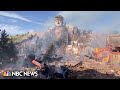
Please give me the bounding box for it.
[55,18,63,27]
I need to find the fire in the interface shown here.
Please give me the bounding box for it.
[95,47,120,63]
[95,48,111,62]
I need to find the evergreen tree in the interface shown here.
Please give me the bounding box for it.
[0,29,18,65]
[0,30,9,52]
[43,43,56,63]
[7,40,18,58]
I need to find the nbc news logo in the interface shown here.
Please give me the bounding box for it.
[3,71,38,77]
[3,71,12,76]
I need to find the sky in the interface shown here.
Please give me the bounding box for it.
[0,11,120,35]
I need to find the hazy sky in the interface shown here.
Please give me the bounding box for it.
[0,11,120,35]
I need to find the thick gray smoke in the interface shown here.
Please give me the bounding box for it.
[91,33,107,48]
[14,30,58,68]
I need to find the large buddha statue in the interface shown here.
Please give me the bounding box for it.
[52,15,69,46]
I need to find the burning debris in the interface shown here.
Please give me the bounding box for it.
[1,15,120,79]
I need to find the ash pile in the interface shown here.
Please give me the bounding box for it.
[19,55,120,79]
[20,53,71,79]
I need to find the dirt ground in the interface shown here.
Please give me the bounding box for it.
[66,59,120,79]
[1,59,120,79]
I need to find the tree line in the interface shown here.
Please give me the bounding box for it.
[0,29,18,67]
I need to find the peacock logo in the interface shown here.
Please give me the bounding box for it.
[3,71,12,76]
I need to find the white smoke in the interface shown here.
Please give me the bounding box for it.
[91,33,107,48]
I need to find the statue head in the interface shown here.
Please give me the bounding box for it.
[54,15,64,27]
